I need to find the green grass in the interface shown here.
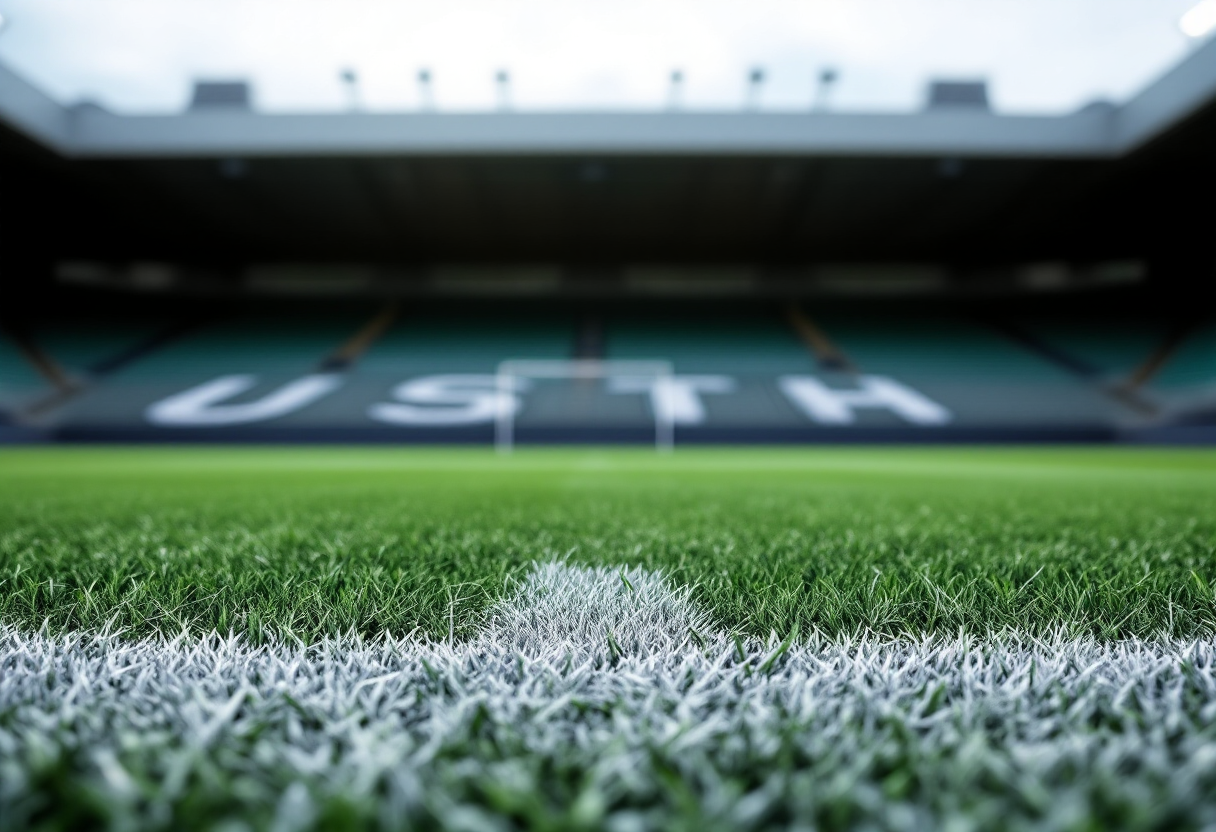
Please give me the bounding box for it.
[3,446,1216,832]
[0,447,1214,642]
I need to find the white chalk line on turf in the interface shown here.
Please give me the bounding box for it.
[3,561,1216,829]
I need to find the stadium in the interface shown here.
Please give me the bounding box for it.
[1,3,1215,830]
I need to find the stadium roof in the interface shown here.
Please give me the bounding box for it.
[1,12,1214,288]
[0,1,1209,113]
[1,36,1215,159]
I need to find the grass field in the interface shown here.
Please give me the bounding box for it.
[2,446,1216,830]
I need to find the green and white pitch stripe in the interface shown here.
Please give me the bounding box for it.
[3,562,1216,831]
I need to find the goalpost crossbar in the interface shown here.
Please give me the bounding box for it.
[495,359,674,453]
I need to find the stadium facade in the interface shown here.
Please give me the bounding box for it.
[2,41,1215,444]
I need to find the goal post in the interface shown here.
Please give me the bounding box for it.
[495,359,675,453]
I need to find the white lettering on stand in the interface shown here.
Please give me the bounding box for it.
[608,375,736,426]
[779,375,952,425]
[369,374,529,426]
[146,374,343,426]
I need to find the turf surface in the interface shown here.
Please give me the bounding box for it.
[3,447,1216,832]
[1,447,1214,642]
[6,564,1216,832]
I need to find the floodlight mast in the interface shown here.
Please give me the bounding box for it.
[496,70,511,111]
[747,67,766,110]
[815,68,839,111]
[339,68,359,111]
[495,359,675,453]
[417,69,434,110]
[668,69,684,110]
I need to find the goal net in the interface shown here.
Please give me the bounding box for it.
[495,359,674,452]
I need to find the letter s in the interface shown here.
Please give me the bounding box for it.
[368,374,528,426]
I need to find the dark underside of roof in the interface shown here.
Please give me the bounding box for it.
[2,98,1214,300]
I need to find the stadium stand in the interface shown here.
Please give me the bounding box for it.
[1155,324,1216,390]
[811,311,1129,429]
[605,307,816,375]
[1016,317,1175,381]
[1,37,1214,445]
[2,293,1212,444]
[0,329,54,418]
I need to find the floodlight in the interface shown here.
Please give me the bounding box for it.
[668,69,684,110]
[417,68,434,110]
[495,70,511,110]
[746,67,766,109]
[339,68,359,111]
[1181,0,1216,38]
[815,67,839,111]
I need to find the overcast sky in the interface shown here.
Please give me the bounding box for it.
[0,0,1207,114]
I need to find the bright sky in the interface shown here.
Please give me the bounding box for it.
[0,0,1208,114]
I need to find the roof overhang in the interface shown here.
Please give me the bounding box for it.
[2,38,1215,160]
